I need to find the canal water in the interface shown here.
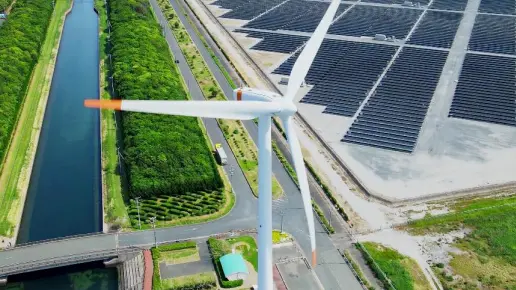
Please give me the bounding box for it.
[6,0,118,289]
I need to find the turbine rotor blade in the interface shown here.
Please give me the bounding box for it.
[84,99,281,120]
[285,0,340,100]
[283,116,317,266]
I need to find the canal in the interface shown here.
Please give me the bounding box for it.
[6,0,117,289]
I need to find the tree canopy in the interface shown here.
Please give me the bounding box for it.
[108,0,223,198]
[0,0,53,164]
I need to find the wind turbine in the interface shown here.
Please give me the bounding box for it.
[84,0,339,288]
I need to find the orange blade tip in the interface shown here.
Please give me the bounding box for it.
[84,99,122,110]
[312,251,317,267]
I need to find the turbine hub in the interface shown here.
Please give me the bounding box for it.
[277,99,297,117]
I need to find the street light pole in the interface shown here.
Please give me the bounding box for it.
[280,210,285,233]
[149,216,157,248]
[135,197,142,229]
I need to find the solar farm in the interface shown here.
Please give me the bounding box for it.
[203,0,516,200]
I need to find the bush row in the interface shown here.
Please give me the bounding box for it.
[107,0,222,198]
[168,274,216,290]
[271,118,350,223]
[207,238,244,288]
[0,0,54,163]
[312,200,335,234]
[151,248,163,290]
[304,161,350,222]
[158,241,196,251]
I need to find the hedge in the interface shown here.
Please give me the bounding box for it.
[305,161,350,221]
[312,200,335,234]
[151,248,163,290]
[167,273,216,290]
[0,0,54,164]
[158,241,196,251]
[107,0,223,198]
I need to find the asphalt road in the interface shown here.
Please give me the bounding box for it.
[150,0,363,288]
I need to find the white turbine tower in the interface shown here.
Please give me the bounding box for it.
[85,1,339,288]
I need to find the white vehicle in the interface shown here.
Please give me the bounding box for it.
[215,143,228,165]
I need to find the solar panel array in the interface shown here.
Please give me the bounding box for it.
[449,54,516,127]
[408,11,462,48]
[328,5,422,39]
[212,0,516,153]
[233,29,308,53]
[478,0,516,15]
[343,48,449,152]
[213,0,284,20]
[430,0,468,11]
[274,40,397,116]
[468,14,515,55]
[243,0,349,32]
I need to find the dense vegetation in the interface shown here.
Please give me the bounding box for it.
[358,242,431,290]
[408,195,516,289]
[108,0,222,198]
[0,0,10,11]
[0,0,54,165]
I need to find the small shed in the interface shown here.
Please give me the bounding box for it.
[220,253,249,281]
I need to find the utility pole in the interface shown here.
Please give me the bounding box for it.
[280,210,285,233]
[135,197,142,229]
[329,210,332,228]
[149,216,157,248]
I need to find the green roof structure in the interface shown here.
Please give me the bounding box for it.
[220,253,249,279]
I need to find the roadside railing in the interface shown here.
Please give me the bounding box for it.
[0,246,142,276]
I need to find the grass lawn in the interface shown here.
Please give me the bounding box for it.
[162,272,216,289]
[157,0,283,199]
[360,242,431,290]
[227,235,259,271]
[0,0,72,237]
[407,194,516,289]
[161,247,200,264]
[95,0,130,229]
[272,230,292,244]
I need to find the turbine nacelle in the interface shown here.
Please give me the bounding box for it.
[233,87,279,102]
[233,88,296,117]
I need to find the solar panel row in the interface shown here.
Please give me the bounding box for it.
[449,54,516,127]
[430,0,468,11]
[468,14,515,55]
[274,39,397,116]
[343,48,448,153]
[408,11,462,48]
[328,5,422,39]
[233,29,308,53]
[478,0,516,15]
[214,0,285,20]
[243,0,349,33]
